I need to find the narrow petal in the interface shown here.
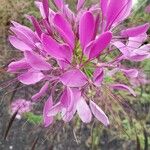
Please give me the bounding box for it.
[24,51,51,71]
[121,23,150,37]
[113,41,129,56]
[32,82,49,101]
[84,32,112,59]
[53,13,75,48]
[11,21,39,42]
[59,44,72,62]
[121,69,139,78]
[79,11,95,49]
[42,34,72,62]
[111,83,136,96]
[60,69,88,87]
[90,101,109,126]
[57,60,70,69]
[35,1,46,18]
[8,59,30,72]
[63,5,75,23]
[10,27,35,49]
[129,51,150,62]
[113,0,132,27]
[53,0,64,9]
[100,0,108,18]
[138,44,150,52]
[43,0,49,19]
[62,88,81,122]
[77,0,85,11]
[127,34,147,49]
[77,97,92,123]
[47,102,62,116]
[106,0,132,29]
[18,69,44,85]
[42,19,52,35]
[61,107,76,122]
[9,36,32,51]
[60,88,71,108]
[43,97,53,127]
[93,67,104,86]
[30,16,42,37]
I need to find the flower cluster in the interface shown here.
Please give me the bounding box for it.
[8,0,150,127]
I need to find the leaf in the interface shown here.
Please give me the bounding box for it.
[25,112,43,124]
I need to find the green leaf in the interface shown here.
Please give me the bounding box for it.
[24,112,43,124]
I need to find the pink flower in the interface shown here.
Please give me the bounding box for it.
[7,0,150,127]
[145,4,150,13]
[11,99,33,119]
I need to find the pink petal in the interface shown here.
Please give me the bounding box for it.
[24,51,51,71]
[62,88,81,122]
[60,69,88,87]
[76,97,92,123]
[10,27,35,49]
[112,0,132,27]
[35,1,46,18]
[53,0,64,9]
[79,11,95,49]
[32,82,49,101]
[11,21,39,42]
[42,19,53,35]
[113,41,129,56]
[93,67,104,86]
[30,16,42,37]
[47,102,62,116]
[63,5,75,23]
[129,52,150,62]
[53,13,75,49]
[42,0,49,19]
[93,14,100,38]
[127,34,147,49]
[121,69,139,78]
[90,101,109,126]
[106,0,132,29]
[139,44,150,52]
[9,36,32,51]
[61,107,76,122]
[77,0,85,10]
[18,69,44,85]
[42,34,72,62]
[100,0,108,18]
[59,44,72,62]
[57,60,70,70]
[60,88,72,109]
[111,83,136,96]
[84,32,112,59]
[8,59,30,72]
[121,23,150,37]
[43,97,53,127]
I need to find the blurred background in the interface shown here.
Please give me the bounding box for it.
[0,0,150,150]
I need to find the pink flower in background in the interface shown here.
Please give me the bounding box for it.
[145,4,150,13]
[11,99,33,119]
[7,0,150,127]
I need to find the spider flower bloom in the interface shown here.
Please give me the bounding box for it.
[8,0,150,127]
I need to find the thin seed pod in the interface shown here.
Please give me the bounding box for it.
[144,129,148,150]
[4,110,18,140]
[136,135,141,150]
[31,136,39,150]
